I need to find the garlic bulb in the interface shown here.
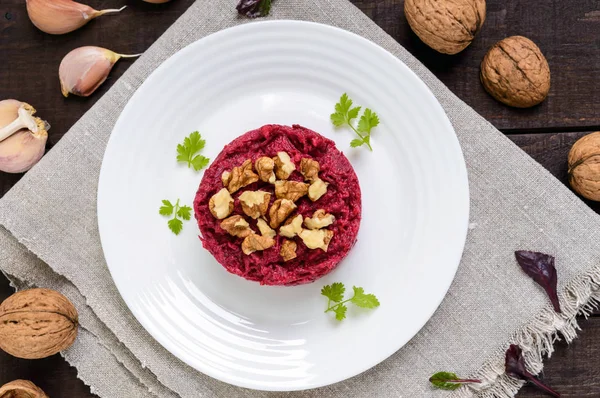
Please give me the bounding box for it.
[59,46,141,97]
[26,0,126,35]
[0,100,49,173]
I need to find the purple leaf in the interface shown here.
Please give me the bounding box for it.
[505,345,560,397]
[515,251,561,313]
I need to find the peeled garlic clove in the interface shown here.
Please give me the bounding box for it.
[59,46,141,97]
[0,100,49,173]
[26,0,126,35]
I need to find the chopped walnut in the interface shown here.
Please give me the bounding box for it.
[304,209,335,230]
[299,229,334,251]
[256,218,276,239]
[274,180,309,202]
[239,191,271,219]
[221,171,231,187]
[220,215,251,238]
[308,178,328,201]
[268,199,296,228]
[226,159,259,193]
[280,239,298,262]
[255,157,276,183]
[209,188,234,219]
[273,152,295,180]
[280,214,303,238]
[300,158,320,182]
[241,233,275,255]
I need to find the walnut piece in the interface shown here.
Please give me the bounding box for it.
[239,190,271,219]
[480,36,550,108]
[273,152,295,180]
[299,158,320,182]
[220,215,251,238]
[209,188,234,219]
[304,209,335,230]
[568,131,600,201]
[280,214,303,238]
[255,157,276,183]
[280,240,298,262]
[405,0,486,55]
[256,218,276,239]
[308,178,328,201]
[299,229,334,252]
[274,180,309,202]
[241,233,275,255]
[268,199,296,228]
[226,159,259,193]
[221,171,231,186]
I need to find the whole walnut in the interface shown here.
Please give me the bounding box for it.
[568,132,600,201]
[480,36,551,108]
[405,0,486,55]
[0,380,48,398]
[0,288,78,359]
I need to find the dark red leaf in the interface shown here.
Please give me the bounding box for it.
[236,0,271,18]
[505,345,560,397]
[514,251,561,313]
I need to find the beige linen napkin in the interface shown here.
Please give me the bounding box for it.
[2,1,600,397]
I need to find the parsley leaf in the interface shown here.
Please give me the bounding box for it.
[334,304,347,321]
[159,200,174,216]
[321,282,345,303]
[350,286,380,309]
[177,131,210,171]
[322,282,380,321]
[330,93,380,151]
[168,218,183,236]
[160,199,192,235]
[177,205,192,221]
[429,372,481,390]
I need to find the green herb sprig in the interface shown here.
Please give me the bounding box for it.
[330,93,380,151]
[176,131,210,171]
[429,372,481,391]
[159,199,192,235]
[321,282,380,321]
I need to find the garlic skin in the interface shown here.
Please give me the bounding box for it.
[59,47,141,97]
[0,100,48,173]
[26,0,126,35]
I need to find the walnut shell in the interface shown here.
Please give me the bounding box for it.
[0,288,78,359]
[568,132,600,201]
[0,380,48,398]
[405,0,486,55]
[480,36,550,108]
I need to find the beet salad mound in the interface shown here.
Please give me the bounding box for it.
[194,124,362,286]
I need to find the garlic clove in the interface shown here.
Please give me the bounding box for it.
[0,129,48,173]
[0,100,48,173]
[26,0,126,35]
[0,100,48,142]
[59,46,142,97]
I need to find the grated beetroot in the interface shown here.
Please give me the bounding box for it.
[194,125,362,286]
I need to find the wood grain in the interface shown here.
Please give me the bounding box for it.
[1,0,600,397]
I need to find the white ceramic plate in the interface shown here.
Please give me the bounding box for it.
[98,21,469,391]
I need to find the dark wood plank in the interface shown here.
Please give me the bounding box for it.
[517,316,600,398]
[356,0,600,131]
[0,273,97,397]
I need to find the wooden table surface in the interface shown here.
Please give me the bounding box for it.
[1,0,599,396]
